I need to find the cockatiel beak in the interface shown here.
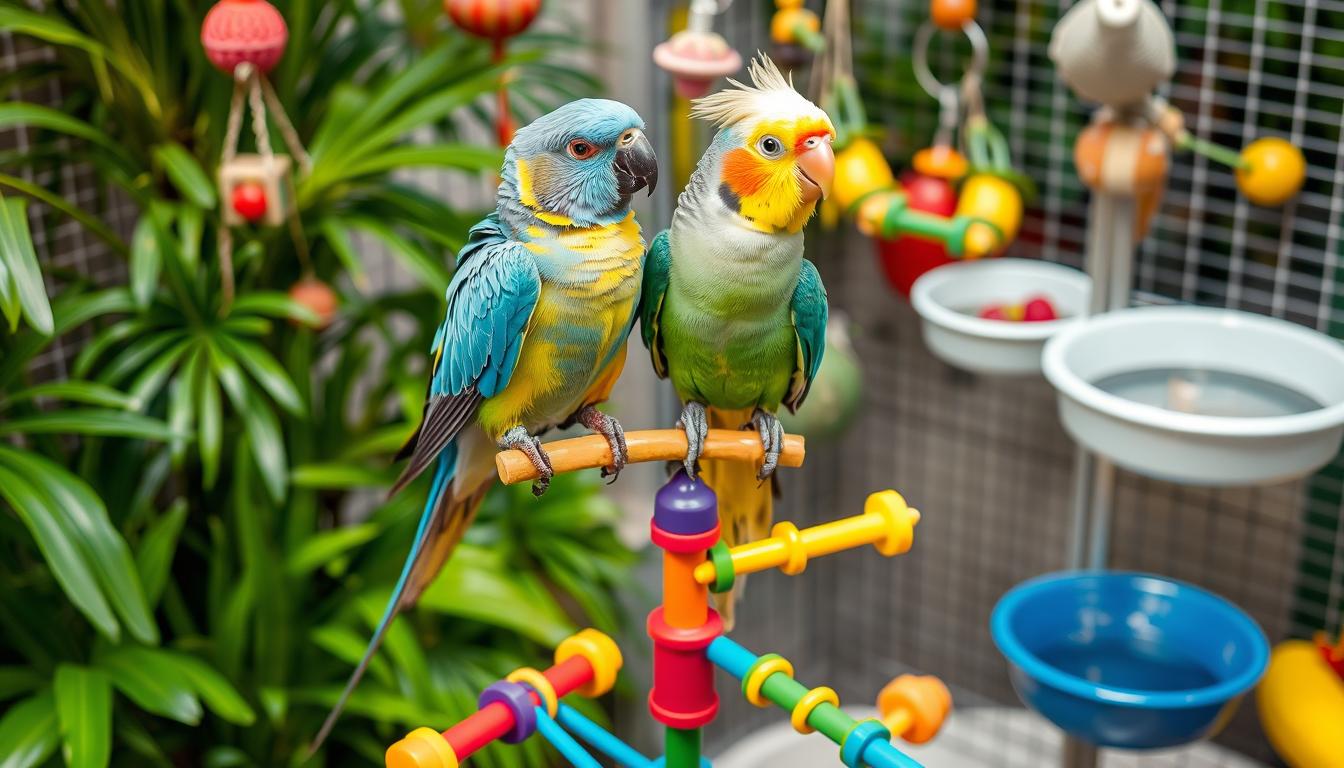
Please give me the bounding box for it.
[614,128,659,197]
[796,138,835,204]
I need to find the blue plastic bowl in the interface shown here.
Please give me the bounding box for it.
[990,571,1268,750]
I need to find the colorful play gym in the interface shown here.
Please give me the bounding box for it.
[3,1,1344,768]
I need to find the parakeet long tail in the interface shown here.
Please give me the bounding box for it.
[703,406,774,630]
[309,431,494,753]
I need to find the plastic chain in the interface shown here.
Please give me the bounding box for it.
[791,686,841,734]
[477,681,537,744]
[743,654,795,708]
[555,628,622,698]
[506,668,558,718]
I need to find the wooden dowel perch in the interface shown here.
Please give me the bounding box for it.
[495,429,806,485]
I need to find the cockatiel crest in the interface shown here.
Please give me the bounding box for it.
[690,55,835,234]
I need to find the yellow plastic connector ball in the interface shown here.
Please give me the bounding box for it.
[555,628,623,698]
[865,491,920,557]
[1236,137,1306,207]
[771,7,820,45]
[386,728,459,768]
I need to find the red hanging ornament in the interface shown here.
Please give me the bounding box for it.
[201,0,289,75]
[230,180,269,222]
[444,0,543,146]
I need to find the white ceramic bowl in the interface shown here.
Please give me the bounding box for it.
[911,259,1092,376]
[1043,305,1344,486]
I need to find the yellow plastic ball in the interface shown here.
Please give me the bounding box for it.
[833,137,896,212]
[1236,137,1306,207]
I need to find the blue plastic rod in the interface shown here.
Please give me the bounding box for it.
[535,707,602,768]
[555,702,655,768]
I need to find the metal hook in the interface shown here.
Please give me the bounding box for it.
[912,19,989,103]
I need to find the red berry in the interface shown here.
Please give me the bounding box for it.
[288,278,338,329]
[1023,297,1058,322]
[979,305,1007,320]
[231,181,268,222]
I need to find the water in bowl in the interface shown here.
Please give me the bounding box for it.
[1039,638,1221,692]
[1092,367,1323,418]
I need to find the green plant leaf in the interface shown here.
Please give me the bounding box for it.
[215,335,304,417]
[0,173,124,255]
[167,349,200,465]
[210,344,288,502]
[152,143,216,209]
[0,667,42,703]
[290,461,394,489]
[0,409,181,440]
[0,381,138,410]
[0,690,57,768]
[96,646,201,725]
[0,462,118,640]
[286,522,379,575]
[127,338,191,409]
[341,143,502,178]
[197,367,222,489]
[345,217,449,296]
[229,291,320,326]
[0,445,159,644]
[319,219,369,291]
[309,625,394,687]
[53,665,111,768]
[0,194,52,334]
[0,103,120,152]
[162,652,255,726]
[417,544,574,646]
[135,500,187,607]
[128,215,162,309]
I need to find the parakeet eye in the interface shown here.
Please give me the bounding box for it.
[567,139,600,160]
[756,135,785,159]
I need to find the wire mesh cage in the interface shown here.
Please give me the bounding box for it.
[649,0,1344,765]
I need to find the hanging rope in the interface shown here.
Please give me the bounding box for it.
[215,62,312,314]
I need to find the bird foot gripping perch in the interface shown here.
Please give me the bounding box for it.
[391,431,949,768]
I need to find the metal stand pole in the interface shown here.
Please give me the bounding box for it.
[1061,188,1137,768]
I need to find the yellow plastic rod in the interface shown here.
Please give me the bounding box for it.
[496,429,805,485]
[694,490,919,585]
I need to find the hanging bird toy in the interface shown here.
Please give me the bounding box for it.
[445,0,543,146]
[769,0,824,70]
[653,0,742,99]
[201,0,313,309]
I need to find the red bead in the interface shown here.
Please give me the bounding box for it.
[231,181,268,222]
[647,607,722,729]
[444,0,541,40]
[201,0,289,75]
[1023,297,1059,322]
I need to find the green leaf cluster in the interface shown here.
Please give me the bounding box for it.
[0,2,629,766]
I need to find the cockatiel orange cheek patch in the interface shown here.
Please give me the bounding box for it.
[721,147,771,197]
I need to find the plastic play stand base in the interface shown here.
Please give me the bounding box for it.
[910,259,1091,376]
[990,572,1268,751]
[1042,305,1344,485]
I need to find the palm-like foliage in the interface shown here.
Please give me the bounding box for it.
[0,2,630,767]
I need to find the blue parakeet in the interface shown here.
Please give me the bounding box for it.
[640,56,831,627]
[312,98,657,748]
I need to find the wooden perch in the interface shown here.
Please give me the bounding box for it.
[495,429,806,485]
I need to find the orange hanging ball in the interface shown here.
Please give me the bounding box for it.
[445,0,542,40]
[201,0,289,75]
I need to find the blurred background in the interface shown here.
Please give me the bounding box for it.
[0,1,1340,767]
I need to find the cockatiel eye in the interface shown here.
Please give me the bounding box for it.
[567,139,600,160]
[756,135,785,159]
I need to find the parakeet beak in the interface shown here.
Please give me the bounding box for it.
[614,129,659,197]
[796,139,835,203]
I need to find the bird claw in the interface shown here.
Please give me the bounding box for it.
[677,402,708,480]
[499,426,553,496]
[577,405,628,482]
[750,408,783,481]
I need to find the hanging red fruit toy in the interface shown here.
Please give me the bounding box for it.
[445,0,543,146]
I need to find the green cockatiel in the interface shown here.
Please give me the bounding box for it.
[640,56,833,627]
